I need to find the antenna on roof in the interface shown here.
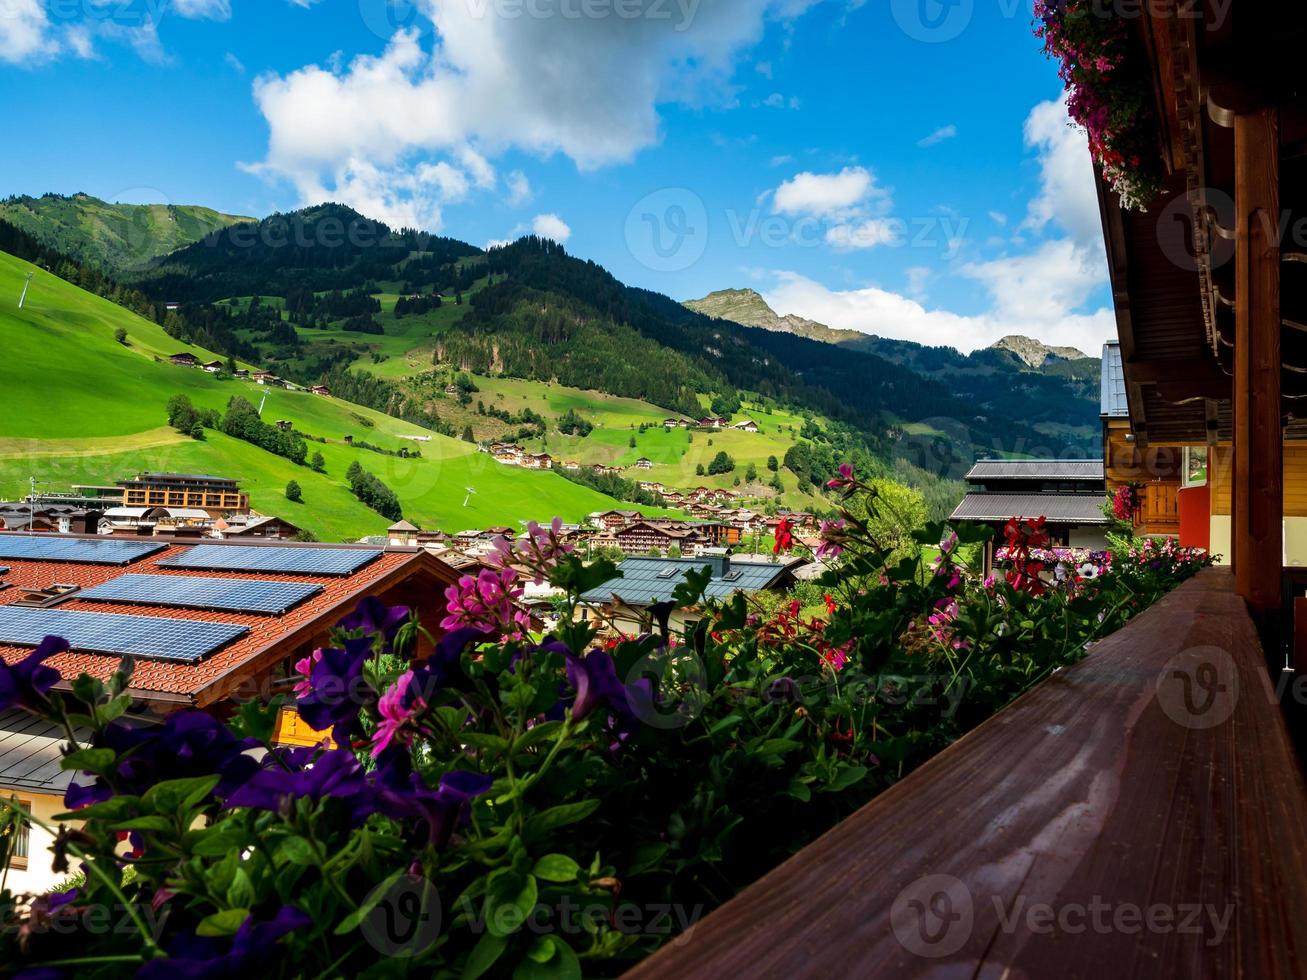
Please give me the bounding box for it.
[18,271,33,309]
[463,486,477,507]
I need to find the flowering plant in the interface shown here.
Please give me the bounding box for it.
[0,473,1211,977]
[1035,0,1164,210]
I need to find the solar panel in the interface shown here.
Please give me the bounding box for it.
[157,544,382,577]
[0,607,248,664]
[80,574,323,615]
[0,536,166,566]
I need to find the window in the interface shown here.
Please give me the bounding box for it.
[1183,446,1209,488]
[2,797,31,869]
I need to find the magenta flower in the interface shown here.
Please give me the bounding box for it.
[826,463,855,490]
[291,649,322,699]
[370,671,427,757]
[490,516,574,584]
[441,567,530,635]
[815,519,846,560]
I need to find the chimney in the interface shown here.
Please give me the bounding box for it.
[703,547,732,579]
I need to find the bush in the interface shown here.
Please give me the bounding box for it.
[285,480,302,503]
[0,472,1211,978]
[707,450,735,475]
[345,462,403,521]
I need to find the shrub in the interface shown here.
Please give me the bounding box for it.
[285,480,302,502]
[0,474,1211,978]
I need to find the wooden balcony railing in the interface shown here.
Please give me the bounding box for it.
[627,568,1307,978]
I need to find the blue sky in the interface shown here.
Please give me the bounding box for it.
[0,0,1115,355]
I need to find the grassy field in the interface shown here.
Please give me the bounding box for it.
[0,251,670,539]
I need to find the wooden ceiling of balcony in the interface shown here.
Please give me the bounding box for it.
[1107,3,1307,444]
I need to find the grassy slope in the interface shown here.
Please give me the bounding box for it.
[0,251,667,539]
[0,194,252,274]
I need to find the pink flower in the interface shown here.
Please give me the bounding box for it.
[816,519,846,560]
[488,516,574,584]
[370,671,427,757]
[826,463,855,490]
[292,649,323,698]
[441,567,530,635]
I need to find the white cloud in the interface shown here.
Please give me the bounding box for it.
[531,213,571,244]
[172,0,232,20]
[1022,95,1103,249]
[225,52,245,73]
[771,166,886,218]
[988,210,1006,226]
[248,1,823,219]
[825,218,898,250]
[485,238,514,250]
[762,259,1114,357]
[917,124,956,148]
[755,60,773,79]
[905,266,929,299]
[768,154,793,167]
[505,171,532,206]
[0,0,57,65]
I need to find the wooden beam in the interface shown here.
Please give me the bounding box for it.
[1232,107,1282,616]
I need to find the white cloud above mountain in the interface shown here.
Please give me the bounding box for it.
[760,99,1115,357]
[246,0,827,227]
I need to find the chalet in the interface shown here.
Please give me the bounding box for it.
[168,352,200,367]
[309,385,331,397]
[637,481,666,494]
[0,534,468,895]
[200,360,224,374]
[734,420,760,433]
[521,453,553,471]
[633,457,654,470]
[663,418,690,429]
[580,549,802,635]
[275,420,293,432]
[118,472,249,517]
[590,464,623,477]
[612,520,708,557]
[562,460,581,471]
[253,371,278,385]
[231,369,250,380]
[697,417,727,429]
[589,509,643,533]
[215,514,303,541]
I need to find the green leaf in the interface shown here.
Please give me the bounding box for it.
[461,732,511,753]
[334,868,406,935]
[786,779,812,802]
[531,854,580,883]
[111,815,173,832]
[143,775,220,815]
[190,825,253,857]
[53,796,139,822]
[823,766,869,793]
[522,800,600,843]
[61,748,116,775]
[706,713,744,736]
[671,565,711,608]
[511,936,581,980]
[628,842,669,875]
[226,867,256,910]
[196,908,249,937]
[755,738,802,756]
[275,835,317,866]
[484,870,538,938]
[462,931,510,980]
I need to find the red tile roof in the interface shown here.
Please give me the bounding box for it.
[0,537,459,708]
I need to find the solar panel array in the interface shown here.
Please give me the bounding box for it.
[0,607,248,663]
[0,536,166,566]
[80,574,323,615]
[157,544,382,577]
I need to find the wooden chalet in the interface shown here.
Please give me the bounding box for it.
[634,6,1307,976]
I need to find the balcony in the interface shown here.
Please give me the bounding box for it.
[627,568,1307,977]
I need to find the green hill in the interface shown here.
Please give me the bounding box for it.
[0,250,673,540]
[0,193,252,275]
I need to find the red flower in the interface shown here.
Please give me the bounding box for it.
[773,518,795,554]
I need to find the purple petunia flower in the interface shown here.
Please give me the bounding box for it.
[337,597,411,647]
[0,636,67,713]
[63,711,259,812]
[294,636,376,739]
[136,905,311,980]
[373,769,494,849]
